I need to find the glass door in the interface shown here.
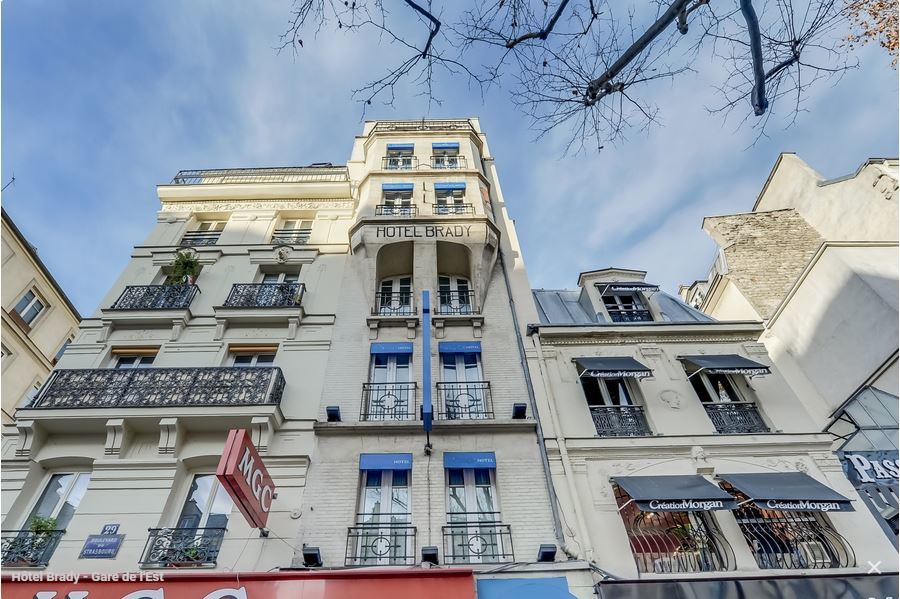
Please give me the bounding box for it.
[357,470,412,564]
[378,276,413,315]
[447,468,502,562]
[440,352,485,419]
[437,276,472,314]
[368,353,412,420]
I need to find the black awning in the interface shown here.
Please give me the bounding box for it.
[718,472,854,512]
[612,475,738,511]
[597,282,660,295]
[679,354,771,376]
[574,357,652,379]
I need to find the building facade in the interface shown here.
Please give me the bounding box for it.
[1,208,81,425]
[522,267,897,596]
[0,119,585,599]
[682,153,900,545]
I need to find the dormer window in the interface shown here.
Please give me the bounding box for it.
[384,144,416,170]
[432,143,463,169]
[597,283,658,323]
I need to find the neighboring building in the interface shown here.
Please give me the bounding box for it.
[522,267,897,597]
[0,119,586,599]
[682,154,900,545]
[1,208,81,424]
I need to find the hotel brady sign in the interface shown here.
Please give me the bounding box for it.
[376,225,473,239]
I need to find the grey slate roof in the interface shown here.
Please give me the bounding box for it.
[532,287,715,325]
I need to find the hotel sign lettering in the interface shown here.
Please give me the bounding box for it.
[840,450,900,486]
[376,225,473,239]
[216,429,276,529]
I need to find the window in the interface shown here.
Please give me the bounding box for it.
[435,188,466,214]
[261,272,300,284]
[437,276,472,314]
[432,150,461,169]
[690,372,744,404]
[381,190,415,216]
[364,353,413,420]
[602,293,652,323]
[115,355,156,369]
[232,353,276,367]
[384,146,415,170]
[445,468,510,563]
[439,352,490,419]
[351,470,413,565]
[25,473,91,531]
[688,371,769,433]
[52,335,74,364]
[272,219,312,244]
[177,474,234,531]
[182,221,225,246]
[581,377,635,407]
[376,276,413,315]
[13,289,46,326]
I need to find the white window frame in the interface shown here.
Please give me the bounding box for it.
[581,376,639,407]
[355,469,412,565]
[602,292,652,320]
[114,355,157,369]
[692,371,749,404]
[381,191,414,215]
[23,472,91,529]
[377,276,413,314]
[231,353,276,367]
[260,272,300,284]
[194,220,226,233]
[445,467,504,563]
[13,287,47,327]
[435,188,466,213]
[437,275,472,312]
[175,474,234,530]
[385,148,415,170]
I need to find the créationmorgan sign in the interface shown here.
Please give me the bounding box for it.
[217,429,275,529]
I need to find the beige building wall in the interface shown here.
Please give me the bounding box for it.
[1,209,81,424]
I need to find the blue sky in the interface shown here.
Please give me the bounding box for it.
[2,1,897,315]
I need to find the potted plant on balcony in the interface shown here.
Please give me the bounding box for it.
[5,516,59,567]
[165,251,201,285]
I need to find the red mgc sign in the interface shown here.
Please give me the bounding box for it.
[216,429,275,529]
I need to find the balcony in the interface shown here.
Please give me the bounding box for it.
[703,402,770,434]
[361,383,417,421]
[271,228,311,245]
[345,516,416,566]
[436,382,493,420]
[433,203,474,216]
[608,308,653,323]
[171,166,349,185]
[376,204,418,217]
[140,527,226,568]
[109,285,198,311]
[431,155,467,169]
[28,367,285,410]
[371,120,476,134]
[1,530,64,568]
[590,405,653,437]
[435,291,477,315]
[180,231,221,246]
[442,513,513,564]
[734,510,854,569]
[224,283,304,308]
[381,156,418,170]
[373,292,416,317]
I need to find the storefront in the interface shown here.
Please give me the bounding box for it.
[1,568,476,599]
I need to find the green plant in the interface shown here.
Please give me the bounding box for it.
[165,252,201,285]
[182,546,201,561]
[28,515,58,534]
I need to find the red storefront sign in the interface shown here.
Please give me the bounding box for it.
[1,569,476,599]
[216,429,275,529]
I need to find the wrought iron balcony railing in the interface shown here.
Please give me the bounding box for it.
[431,155,467,169]
[1,530,65,568]
[371,120,476,134]
[345,514,416,566]
[703,402,770,434]
[28,367,285,410]
[361,383,417,421]
[223,283,304,308]
[376,204,418,217]
[435,291,477,315]
[171,166,349,185]
[373,292,416,316]
[590,405,653,437]
[608,308,654,323]
[433,203,474,215]
[436,382,493,420]
[140,527,226,568]
[109,284,198,311]
[180,231,221,246]
[382,156,418,170]
[271,228,311,245]
[443,513,513,564]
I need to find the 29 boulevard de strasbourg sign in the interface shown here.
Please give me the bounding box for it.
[216,429,275,530]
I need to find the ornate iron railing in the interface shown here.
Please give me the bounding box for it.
[224,283,304,308]
[180,231,221,246]
[371,120,476,134]
[613,484,735,574]
[590,405,653,437]
[443,513,513,564]
[345,515,416,566]
[375,204,418,217]
[431,155,467,169]
[436,382,493,419]
[381,156,418,170]
[171,166,348,184]
[433,203,474,215]
[28,367,285,409]
[703,402,770,434]
[1,530,65,567]
[373,292,415,316]
[140,527,226,568]
[435,291,477,315]
[271,228,311,245]
[109,285,198,311]
[608,308,654,323]
[361,383,417,421]
[725,485,855,569]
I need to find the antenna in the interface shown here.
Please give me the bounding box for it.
[2,174,16,192]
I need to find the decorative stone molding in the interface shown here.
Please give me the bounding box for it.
[14,420,43,458]
[251,415,276,454]
[658,389,682,410]
[104,419,128,457]
[158,418,181,456]
[160,200,355,213]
